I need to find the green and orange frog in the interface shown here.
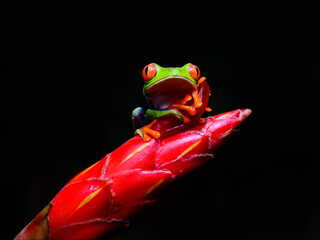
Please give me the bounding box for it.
[132,63,211,141]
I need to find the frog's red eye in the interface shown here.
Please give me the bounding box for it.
[142,64,157,81]
[189,64,200,81]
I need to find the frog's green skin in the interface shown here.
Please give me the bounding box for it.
[132,63,198,135]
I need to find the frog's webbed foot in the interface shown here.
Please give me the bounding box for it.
[197,77,212,112]
[168,77,212,123]
[135,120,160,142]
[192,76,207,108]
[136,108,187,141]
[168,94,195,123]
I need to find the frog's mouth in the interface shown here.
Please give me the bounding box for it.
[146,76,197,109]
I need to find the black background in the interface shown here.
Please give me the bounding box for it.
[1,2,319,240]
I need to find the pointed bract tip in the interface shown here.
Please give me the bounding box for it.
[212,108,252,122]
[194,108,252,149]
[239,108,252,122]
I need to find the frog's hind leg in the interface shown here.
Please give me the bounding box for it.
[132,107,147,131]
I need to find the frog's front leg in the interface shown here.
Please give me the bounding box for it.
[145,108,183,122]
[132,107,160,141]
[132,108,183,142]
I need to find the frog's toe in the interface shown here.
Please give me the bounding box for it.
[134,120,160,142]
[170,104,196,116]
[134,129,145,139]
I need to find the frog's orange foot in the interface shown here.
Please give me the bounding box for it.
[192,89,202,109]
[170,104,196,116]
[168,94,196,123]
[191,76,207,109]
[197,77,206,87]
[135,120,160,142]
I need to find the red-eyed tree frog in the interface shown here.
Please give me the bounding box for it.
[132,63,208,141]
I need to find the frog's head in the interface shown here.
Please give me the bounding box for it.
[142,63,201,109]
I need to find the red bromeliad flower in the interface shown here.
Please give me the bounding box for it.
[15,73,251,240]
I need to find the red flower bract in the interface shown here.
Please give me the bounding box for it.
[15,79,251,240]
